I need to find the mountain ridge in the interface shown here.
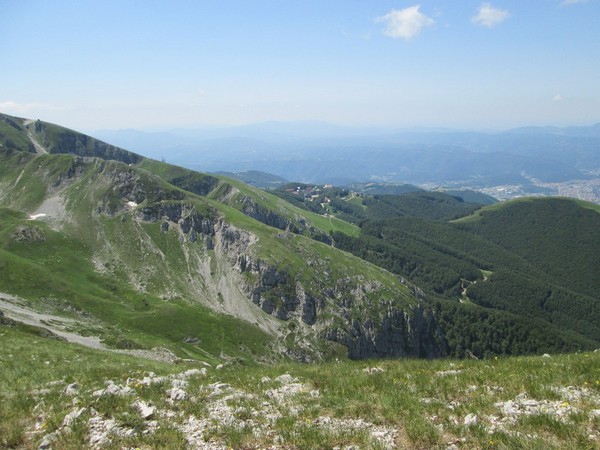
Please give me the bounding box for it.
[0,112,445,362]
[1,112,598,363]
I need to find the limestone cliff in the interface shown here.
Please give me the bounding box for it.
[0,114,450,361]
[133,196,448,360]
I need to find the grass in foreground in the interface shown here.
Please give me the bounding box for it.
[1,322,599,449]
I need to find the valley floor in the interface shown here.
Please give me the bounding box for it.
[1,322,599,449]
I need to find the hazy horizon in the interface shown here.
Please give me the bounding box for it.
[86,118,598,136]
[2,1,599,131]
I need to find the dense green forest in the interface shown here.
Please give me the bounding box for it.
[271,185,486,223]
[329,196,600,358]
[270,182,600,358]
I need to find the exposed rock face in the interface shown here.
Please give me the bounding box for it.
[138,202,216,250]
[98,164,185,215]
[135,199,448,359]
[232,246,447,358]
[328,305,448,359]
[235,259,321,325]
[241,196,298,233]
[0,310,17,326]
[239,195,333,244]
[11,225,46,243]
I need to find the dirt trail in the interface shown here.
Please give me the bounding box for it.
[0,293,178,362]
[0,293,105,349]
[22,119,48,154]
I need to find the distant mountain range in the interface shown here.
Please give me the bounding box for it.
[92,121,600,190]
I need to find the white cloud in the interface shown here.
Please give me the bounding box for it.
[561,0,590,5]
[376,5,435,40]
[553,94,563,102]
[0,101,63,115]
[472,3,510,28]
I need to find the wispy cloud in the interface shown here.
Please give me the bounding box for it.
[0,101,63,115]
[472,3,510,28]
[553,94,564,102]
[561,0,590,5]
[376,5,435,40]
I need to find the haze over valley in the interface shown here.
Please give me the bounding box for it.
[94,121,600,204]
[2,1,600,448]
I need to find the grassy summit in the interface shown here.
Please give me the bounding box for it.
[2,323,599,449]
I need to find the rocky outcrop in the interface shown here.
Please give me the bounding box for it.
[232,247,447,358]
[240,196,333,245]
[11,225,46,243]
[241,196,299,233]
[132,194,447,360]
[0,310,17,326]
[137,202,217,249]
[235,259,321,325]
[328,304,448,359]
[98,164,185,215]
[137,200,323,327]
[138,203,214,233]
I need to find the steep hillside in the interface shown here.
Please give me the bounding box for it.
[333,197,600,357]
[3,322,600,449]
[1,112,598,362]
[135,159,359,241]
[0,113,443,362]
[456,197,600,298]
[0,113,140,163]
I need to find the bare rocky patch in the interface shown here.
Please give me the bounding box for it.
[30,368,400,449]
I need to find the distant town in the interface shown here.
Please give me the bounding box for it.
[478,178,600,204]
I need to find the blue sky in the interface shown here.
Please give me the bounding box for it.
[1,0,599,131]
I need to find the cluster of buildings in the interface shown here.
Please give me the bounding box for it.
[284,184,334,203]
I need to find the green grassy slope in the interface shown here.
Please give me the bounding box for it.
[0,207,274,362]
[0,115,423,362]
[2,323,599,449]
[0,112,141,163]
[138,158,360,238]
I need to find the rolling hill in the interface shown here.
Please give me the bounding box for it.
[1,112,599,363]
[0,113,443,363]
[332,196,600,357]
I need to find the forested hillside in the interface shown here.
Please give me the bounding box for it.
[332,197,600,357]
[1,112,599,361]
